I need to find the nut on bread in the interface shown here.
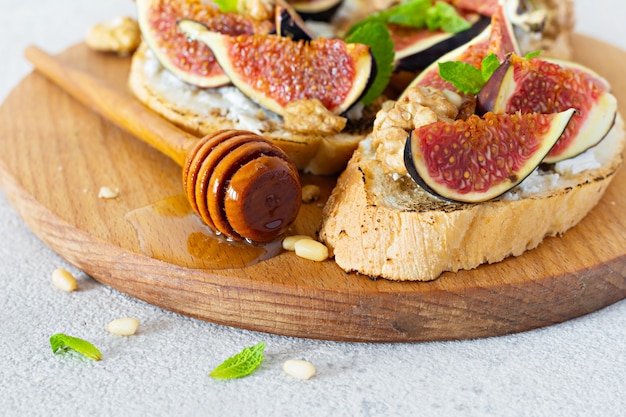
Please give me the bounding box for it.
[128,42,370,175]
[318,115,625,281]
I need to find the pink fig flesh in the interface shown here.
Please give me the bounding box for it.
[477,54,618,163]
[404,109,576,203]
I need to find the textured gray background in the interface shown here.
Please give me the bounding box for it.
[1,1,624,416]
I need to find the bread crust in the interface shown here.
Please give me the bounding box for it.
[127,0,573,175]
[128,42,368,175]
[319,116,625,281]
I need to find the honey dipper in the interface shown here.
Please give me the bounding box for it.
[24,45,302,242]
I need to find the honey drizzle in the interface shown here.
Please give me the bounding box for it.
[125,194,283,269]
[124,175,332,270]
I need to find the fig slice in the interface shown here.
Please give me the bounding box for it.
[399,4,519,99]
[477,54,618,163]
[404,109,576,203]
[392,13,491,72]
[450,0,499,17]
[136,0,273,88]
[275,2,315,41]
[289,0,344,22]
[178,19,375,116]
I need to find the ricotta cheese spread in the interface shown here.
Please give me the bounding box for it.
[142,48,281,134]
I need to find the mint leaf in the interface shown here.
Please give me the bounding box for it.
[438,53,503,94]
[345,0,431,36]
[384,0,431,27]
[524,50,543,60]
[427,2,472,33]
[438,61,484,94]
[481,53,500,82]
[346,0,470,36]
[346,22,395,106]
[212,0,238,13]
[50,333,102,361]
[209,342,265,380]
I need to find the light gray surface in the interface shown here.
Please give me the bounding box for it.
[0,1,624,416]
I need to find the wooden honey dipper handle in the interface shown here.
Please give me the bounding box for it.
[24,45,302,242]
[24,45,196,166]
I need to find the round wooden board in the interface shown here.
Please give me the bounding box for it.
[1,34,625,342]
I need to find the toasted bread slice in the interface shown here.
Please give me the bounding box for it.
[128,42,372,175]
[127,0,574,176]
[318,114,625,281]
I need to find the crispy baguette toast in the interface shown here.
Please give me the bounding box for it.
[128,43,372,175]
[318,114,625,281]
[127,0,574,175]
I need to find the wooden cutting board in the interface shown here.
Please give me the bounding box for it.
[0,34,624,342]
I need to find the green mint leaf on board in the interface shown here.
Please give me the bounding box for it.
[524,50,543,60]
[212,0,238,13]
[209,341,265,380]
[438,61,484,94]
[426,2,472,33]
[346,22,395,106]
[50,333,102,361]
[481,53,501,82]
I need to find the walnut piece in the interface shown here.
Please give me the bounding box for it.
[238,0,274,21]
[86,16,141,56]
[283,99,347,135]
[371,86,460,175]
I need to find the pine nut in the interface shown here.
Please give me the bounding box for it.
[301,184,320,203]
[106,317,140,336]
[294,239,329,262]
[282,359,316,380]
[98,186,119,199]
[282,235,313,251]
[51,268,77,292]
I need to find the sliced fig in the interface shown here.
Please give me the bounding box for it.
[392,13,491,72]
[288,0,344,22]
[136,0,273,88]
[448,0,499,17]
[404,109,576,203]
[477,54,618,163]
[399,4,520,99]
[275,2,315,41]
[178,19,375,116]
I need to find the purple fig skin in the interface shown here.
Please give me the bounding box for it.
[403,109,577,203]
[178,19,377,117]
[475,56,512,116]
[275,4,314,41]
[475,53,618,163]
[395,16,491,72]
[342,54,377,116]
[291,0,344,22]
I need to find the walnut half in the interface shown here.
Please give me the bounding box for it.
[283,99,347,135]
[86,16,141,56]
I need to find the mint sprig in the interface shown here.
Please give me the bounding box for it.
[213,0,238,13]
[524,50,543,60]
[480,53,501,82]
[345,0,470,37]
[438,51,543,94]
[50,333,102,361]
[209,341,265,380]
[425,2,472,33]
[346,22,395,106]
[438,53,501,94]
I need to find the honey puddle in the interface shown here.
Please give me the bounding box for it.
[125,194,283,269]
